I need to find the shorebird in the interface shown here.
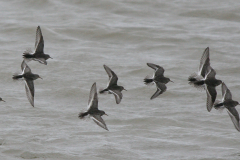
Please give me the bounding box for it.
[0,97,5,102]
[99,65,126,104]
[214,82,240,132]
[144,63,172,99]
[144,63,173,85]
[79,82,108,131]
[188,47,210,88]
[12,60,42,107]
[23,26,52,65]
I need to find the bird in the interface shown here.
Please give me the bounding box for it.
[144,63,173,85]
[188,47,210,88]
[214,82,240,132]
[0,97,5,102]
[204,66,222,112]
[23,26,52,65]
[99,65,126,104]
[144,63,172,99]
[12,60,42,107]
[79,82,109,131]
[187,47,222,112]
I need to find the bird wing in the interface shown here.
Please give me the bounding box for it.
[33,58,47,65]
[221,82,232,101]
[205,66,216,79]
[21,60,31,74]
[24,79,34,107]
[150,82,166,100]
[206,85,217,112]
[104,65,118,86]
[226,107,240,132]
[109,89,122,104]
[199,47,210,78]
[91,114,108,131]
[35,26,44,54]
[147,63,165,76]
[87,82,98,111]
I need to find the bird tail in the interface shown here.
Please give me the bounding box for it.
[99,88,108,94]
[23,49,34,59]
[188,73,203,82]
[12,74,23,80]
[213,100,224,110]
[23,53,34,59]
[78,111,89,119]
[144,76,153,85]
[193,80,205,86]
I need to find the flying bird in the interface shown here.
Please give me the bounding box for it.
[144,63,172,99]
[188,47,210,88]
[13,60,42,107]
[0,97,5,102]
[23,26,52,65]
[79,82,109,131]
[99,65,126,104]
[214,82,240,132]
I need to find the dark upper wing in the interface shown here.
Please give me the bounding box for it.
[205,66,216,79]
[221,82,232,101]
[104,65,118,86]
[35,26,44,54]
[24,79,34,107]
[199,47,210,78]
[147,63,160,70]
[87,82,98,111]
[147,63,165,76]
[109,89,122,104]
[91,114,108,131]
[227,107,240,132]
[206,86,217,112]
[21,60,31,73]
[150,82,167,100]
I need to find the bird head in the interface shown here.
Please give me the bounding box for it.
[46,54,53,60]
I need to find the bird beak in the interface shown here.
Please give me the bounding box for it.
[170,80,174,83]
[50,57,53,59]
[124,89,127,91]
[39,76,43,79]
[105,113,108,116]
[1,100,5,102]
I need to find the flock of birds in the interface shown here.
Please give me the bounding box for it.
[0,26,238,132]
[188,47,240,132]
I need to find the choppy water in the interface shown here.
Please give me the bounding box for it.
[0,0,240,159]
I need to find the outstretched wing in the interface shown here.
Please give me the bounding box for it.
[205,66,216,79]
[87,82,98,111]
[150,82,166,100]
[147,63,165,77]
[104,65,118,86]
[21,60,31,74]
[35,26,44,54]
[221,82,232,101]
[227,107,240,132]
[206,85,217,112]
[109,89,122,104]
[199,47,210,78]
[33,58,47,65]
[91,114,108,131]
[24,79,34,107]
